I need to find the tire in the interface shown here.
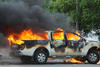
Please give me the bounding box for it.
[20,56,32,64]
[33,51,48,64]
[86,50,99,64]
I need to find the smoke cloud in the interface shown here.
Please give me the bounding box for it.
[0,33,8,47]
[51,12,74,32]
[0,0,74,36]
[0,1,57,35]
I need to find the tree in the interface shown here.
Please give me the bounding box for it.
[79,0,100,32]
[45,0,100,33]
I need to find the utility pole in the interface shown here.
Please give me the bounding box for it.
[76,0,78,30]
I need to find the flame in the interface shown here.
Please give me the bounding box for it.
[8,29,48,45]
[71,58,83,64]
[66,31,80,40]
[8,35,24,45]
[65,58,83,64]
[65,58,100,64]
[53,32,64,40]
[52,28,64,40]
[8,28,80,46]
[55,28,80,40]
[56,28,64,31]
[97,61,100,64]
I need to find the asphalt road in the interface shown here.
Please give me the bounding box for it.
[0,56,100,67]
[0,64,100,67]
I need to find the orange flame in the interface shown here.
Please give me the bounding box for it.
[55,28,80,40]
[65,58,100,64]
[66,31,80,40]
[8,29,48,45]
[53,32,64,40]
[8,28,80,46]
[97,61,100,64]
[65,58,83,64]
[71,58,83,64]
[56,28,64,31]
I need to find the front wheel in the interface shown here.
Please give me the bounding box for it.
[86,50,99,64]
[33,51,48,64]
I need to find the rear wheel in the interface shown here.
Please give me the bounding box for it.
[33,51,48,64]
[86,50,99,64]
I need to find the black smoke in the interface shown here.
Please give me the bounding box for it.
[0,0,75,36]
[0,1,58,35]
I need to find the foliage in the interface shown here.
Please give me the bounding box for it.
[45,0,100,33]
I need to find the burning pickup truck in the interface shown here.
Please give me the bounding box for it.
[8,29,100,64]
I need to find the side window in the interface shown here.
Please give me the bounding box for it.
[52,32,64,40]
[66,33,85,51]
[66,33,80,41]
[52,32,65,48]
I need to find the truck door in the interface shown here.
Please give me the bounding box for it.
[66,32,86,55]
[50,32,67,56]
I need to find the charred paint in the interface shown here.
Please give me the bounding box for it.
[23,40,49,49]
[66,40,85,52]
[54,48,66,53]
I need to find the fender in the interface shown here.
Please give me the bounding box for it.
[81,41,100,55]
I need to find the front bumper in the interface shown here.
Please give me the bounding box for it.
[10,44,25,56]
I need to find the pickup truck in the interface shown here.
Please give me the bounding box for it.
[10,31,100,64]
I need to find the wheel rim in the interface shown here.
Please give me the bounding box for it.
[88,52,98,62]
[37,53,46,63]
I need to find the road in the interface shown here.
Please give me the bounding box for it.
[0,55,100,67]
[0,64,100,67]
[0,56,99,67]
